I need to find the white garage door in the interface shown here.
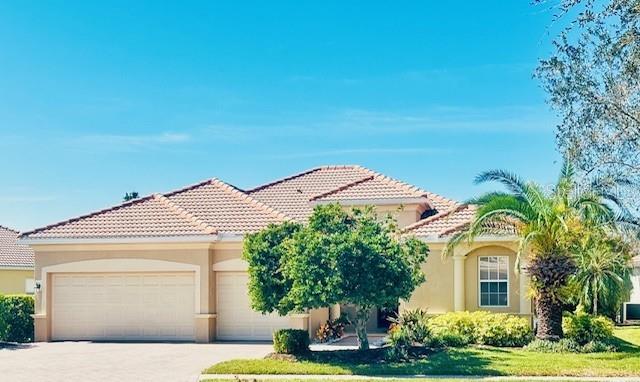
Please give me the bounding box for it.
[216,272,290,340]
[52,272,195,341]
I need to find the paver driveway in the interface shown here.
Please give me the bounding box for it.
[0,341,274,382]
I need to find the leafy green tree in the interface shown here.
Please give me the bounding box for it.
[571,231,633,318]
[244,204,429,350]
[445,162,632,340]
[536,0,640,209]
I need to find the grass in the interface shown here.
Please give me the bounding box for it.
[203,326,640,377]
[203,380,593,382]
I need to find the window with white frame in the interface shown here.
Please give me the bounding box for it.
[479,256,509,307]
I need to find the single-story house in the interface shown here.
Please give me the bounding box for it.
[0,225,35,294]
[20,165,531,343]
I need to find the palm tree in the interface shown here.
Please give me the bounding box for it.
[445,162,632,340]
[572,232,633,317]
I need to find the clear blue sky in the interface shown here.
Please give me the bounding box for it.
[0,1,563,231]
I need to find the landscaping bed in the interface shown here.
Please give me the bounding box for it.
[203,327,640,377]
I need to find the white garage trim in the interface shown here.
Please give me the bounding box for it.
[40,259,201,315]
[212,258,248,271]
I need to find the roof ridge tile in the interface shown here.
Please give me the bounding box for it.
[246,165,364,193]
[309,176,375,201]
[208,178,290,221]
[0,225,19,234]
[152,194,217,234]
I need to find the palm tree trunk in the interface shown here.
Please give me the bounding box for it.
[593,282,598,316]
[535,290,563,341]
[354,305,370,351]
[528,253,576,341]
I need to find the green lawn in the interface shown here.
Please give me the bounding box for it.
[203,380,591,382]
[204,327,640,377]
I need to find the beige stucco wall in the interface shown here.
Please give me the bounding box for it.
[0,269,34,294]
[403,248,455,313]
[341,203,426,229]
[403,241,532,318]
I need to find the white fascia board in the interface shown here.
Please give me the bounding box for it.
[216,233,244,242]
[0,266,34,271]
[312,197,429,206]
[413,234,519,243]
[18,235,219,245]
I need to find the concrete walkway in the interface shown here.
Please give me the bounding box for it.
[200,375,640,381]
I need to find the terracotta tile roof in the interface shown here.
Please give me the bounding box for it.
[403,204,518,239]
[247,166,375,220]
[311,175,428,202]
[165,178,288,234]
[403,204,476,238]
[21,165,464,241]
[249,165,454,221]
[22,179,288,240]
[0,226,34,268]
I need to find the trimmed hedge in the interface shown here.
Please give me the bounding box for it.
[0,294,35,343]
[427,311,533,347]
[273,329,309,354]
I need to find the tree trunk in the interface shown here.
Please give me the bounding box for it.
[354,305,370,351]
[535,291,563,340]
[593,282,599,316]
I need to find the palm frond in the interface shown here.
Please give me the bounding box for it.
[474,170,529,197]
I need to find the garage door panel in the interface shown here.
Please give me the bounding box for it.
[52,272,195,341]
[216,273,291,341]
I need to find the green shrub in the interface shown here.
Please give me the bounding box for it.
[475,313,533,347]
[388,308,431,344]
[427,311,532,347]
[386,324,412,360]
[386,309,431,360]
[525,338,582,353]
[429,332,470,348]
[428,311,477,342]
[563,310,614,345]
[525,338,616,353]
[581,340,617,353]
[0,295,34,343]
[273,329,309,354]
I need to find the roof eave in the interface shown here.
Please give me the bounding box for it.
[18,234,220,245]
[410,234,519,243]
[312,197,430,206]
[0,265,33,270]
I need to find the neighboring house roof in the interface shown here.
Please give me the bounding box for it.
[0,226,34,268]
[248,165,457,221]
[21,179,287,240]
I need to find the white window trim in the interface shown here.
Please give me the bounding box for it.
[478,256,510,308]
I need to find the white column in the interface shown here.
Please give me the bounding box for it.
[453,254,466,311]
[329,304,341,320]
